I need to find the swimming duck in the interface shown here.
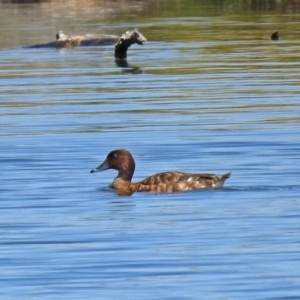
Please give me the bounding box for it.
[90,149,231,194]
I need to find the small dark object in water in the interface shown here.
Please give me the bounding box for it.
[270,31,279,40]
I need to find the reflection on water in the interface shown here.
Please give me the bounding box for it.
[4,0,300,12]
[2,0,300,49]
[1,1,300,299]
[115,59,143,74]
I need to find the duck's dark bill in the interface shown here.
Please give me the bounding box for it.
[90,161,109,173]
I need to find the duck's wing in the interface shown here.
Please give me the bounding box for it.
[136,171,189,185]
[137,171,217,184]
[175,172,231,188]
[134,171,231,192]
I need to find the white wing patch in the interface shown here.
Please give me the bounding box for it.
[212,181,224,189]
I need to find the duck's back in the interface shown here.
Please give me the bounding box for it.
[132,171,231,193]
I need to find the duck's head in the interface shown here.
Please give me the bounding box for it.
[90,149,135,180]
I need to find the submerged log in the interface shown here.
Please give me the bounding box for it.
[25,28,147,59]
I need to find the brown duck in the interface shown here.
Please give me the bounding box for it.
[90,149,231,194]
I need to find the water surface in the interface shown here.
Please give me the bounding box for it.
[1,1,300,299]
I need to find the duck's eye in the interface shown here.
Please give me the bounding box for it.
[109,152,118,159]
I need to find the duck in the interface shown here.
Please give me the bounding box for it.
[90,149,231,194]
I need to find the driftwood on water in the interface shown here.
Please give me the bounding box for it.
[25,28,147,59]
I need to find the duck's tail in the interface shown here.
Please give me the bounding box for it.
[213,172,232,188]
[222,172,232,180]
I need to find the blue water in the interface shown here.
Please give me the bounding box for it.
[1,4,300,299]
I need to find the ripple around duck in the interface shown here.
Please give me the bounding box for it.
[224,185,300,192]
